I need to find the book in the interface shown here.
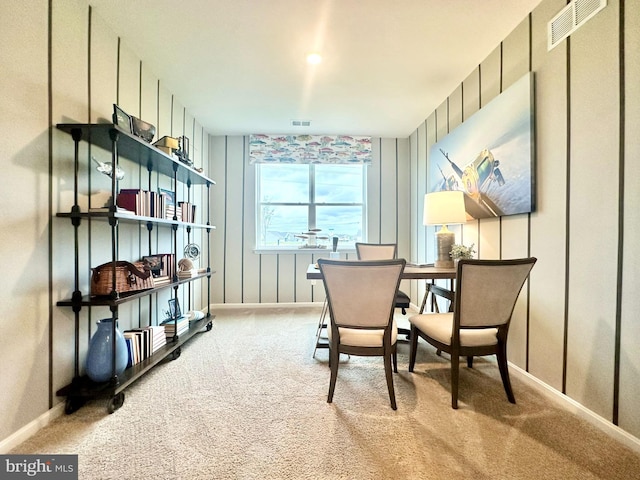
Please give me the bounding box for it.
[178,201,196,223]
[124,337,134,368]
[89,206,135,215]
[152,275,171,286]
[158,188,175,206]
[161,316,189,337]
[149,326,167,353]
[123,331,140,366]
[177,267,206,278]
[117,189,143,215]
[177,269,199,278]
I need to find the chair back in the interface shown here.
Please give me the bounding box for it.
[318,259,405,330]
[355,242,397,261]
[454,258,537,329]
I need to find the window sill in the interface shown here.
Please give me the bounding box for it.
[254,247,356,255]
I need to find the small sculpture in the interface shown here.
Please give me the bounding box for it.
[295,229,329,249]
[92,156,124,181]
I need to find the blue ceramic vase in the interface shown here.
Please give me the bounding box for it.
[85,318,128,383]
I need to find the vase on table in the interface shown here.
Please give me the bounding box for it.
[85,318,128,383]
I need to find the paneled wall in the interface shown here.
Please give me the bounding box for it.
[409,0,640,440]
[1,0,638,453]
[0,0,211,445]
[208,137,410,305]
[207,0,640,445]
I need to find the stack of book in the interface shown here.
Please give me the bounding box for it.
[116,188,193,221]
[152,275,171,287]
[159,188,180,221]
[176,267,207,279]
[149,326,167,353]
[123,325,167,367]
[178,201,196,223]
[161,316,189,338]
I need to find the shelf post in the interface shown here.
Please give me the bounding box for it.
[108,128,120,299]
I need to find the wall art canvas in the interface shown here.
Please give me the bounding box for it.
[429,72,535,219]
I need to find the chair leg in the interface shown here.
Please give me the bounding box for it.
[392,348,398,373]
[496,343,516,404]
[451,352,460,409]
[383,352,397,410]
[408,325,418,372]
[467,356,473,368]
[327,346,340,404]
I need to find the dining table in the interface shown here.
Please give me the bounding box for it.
[307,262,457,356]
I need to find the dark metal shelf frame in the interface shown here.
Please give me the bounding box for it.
[55,122,215,414]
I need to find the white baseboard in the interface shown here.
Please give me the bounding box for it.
[0,402,65,454]
[209,302,323,310]
[509,363,640,454]
[5,311,637,457]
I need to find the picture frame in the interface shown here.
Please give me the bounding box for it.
[167,298,182,320]
[142,255,163,277]
[112,104,132,133]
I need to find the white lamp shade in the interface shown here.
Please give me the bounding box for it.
[423,191,467,226]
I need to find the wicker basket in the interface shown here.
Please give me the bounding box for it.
[91,261,155,297]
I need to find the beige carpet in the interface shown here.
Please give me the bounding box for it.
[12,307,640,479]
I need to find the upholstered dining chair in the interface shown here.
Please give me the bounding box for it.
[408,257,537,409]
[318,258,405,410]
[354,243,411,314]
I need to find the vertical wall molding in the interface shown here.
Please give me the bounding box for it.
[562,36,571,396]
[116,37,120,104]
[395,139,399,242]
[526,12,534,372]
[47,0,54,409]
[613,0,626,425]
[223,136,228,303]
[241,136,246,302]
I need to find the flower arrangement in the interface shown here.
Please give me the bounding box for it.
[450,243,476,260]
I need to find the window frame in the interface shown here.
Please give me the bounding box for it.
[255,163,367,252]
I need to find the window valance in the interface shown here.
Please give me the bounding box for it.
[249,134,372,164]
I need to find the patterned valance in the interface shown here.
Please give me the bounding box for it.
[249,134,372,164]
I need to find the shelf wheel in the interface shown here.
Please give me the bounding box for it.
[107,392,125,414]
[206,322,213,331]
[64,396,85,415]
[171,346,182,360]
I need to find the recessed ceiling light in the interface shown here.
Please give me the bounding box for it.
[306,53,322,65]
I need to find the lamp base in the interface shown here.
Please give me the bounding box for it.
[435,229,455,269]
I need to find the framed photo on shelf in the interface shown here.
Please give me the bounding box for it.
[142,255,163,277]
[168,298,182,320]
[112,104,132,133]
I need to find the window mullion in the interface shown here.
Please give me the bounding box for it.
[309,165,316,230]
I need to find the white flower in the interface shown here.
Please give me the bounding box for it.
[450,243,476,260]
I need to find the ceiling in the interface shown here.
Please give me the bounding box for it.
[88,0,543,138]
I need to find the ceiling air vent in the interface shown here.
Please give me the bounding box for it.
[548,0,607,51]
[291,120,311,127]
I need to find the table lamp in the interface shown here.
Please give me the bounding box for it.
[423,191,467,268]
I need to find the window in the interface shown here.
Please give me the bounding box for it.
[256,163,366,249]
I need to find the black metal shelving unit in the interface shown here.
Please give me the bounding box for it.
[55,123,216,414]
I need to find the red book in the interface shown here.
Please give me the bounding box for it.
[117,190,141,214]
